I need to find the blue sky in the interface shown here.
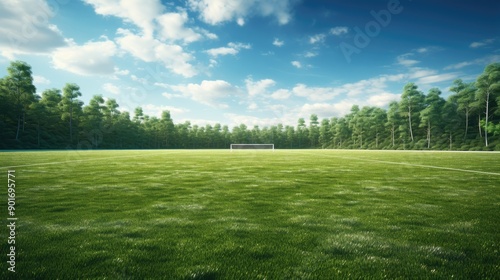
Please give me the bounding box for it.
[1,0,499,127]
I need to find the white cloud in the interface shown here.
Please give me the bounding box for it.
[156,11,202,44]
[305,51,318,58]
[83,0,163,37]
[469,38,495,48]
[171,80,241,108]
[205,42,251,57]
[188,0,295,25]
[299,101,365,120]
[245,78,276,96]
[273,38,284,47]
[444,55,500,70]
[33,75,50,86]
[366,93,400,107]
[206,47,238,57]
[162,92,183,99]
[292,84,340,101]
[224,113,284,127]
[408,69,437,79]
[397,53,419,67]
[416,73,459,85]
[114,67,130,76]
[0,0,67,57]
[237,17,245,26]
[291,61,302,68]
[309,33,326,44]
[130,74,148,85]
[116,29,196,77]
[52,39,117,76]
[248,102,258,110]
[330,26,348,36]
[271,89,291,100]
[103,83,120,95]
[142,104,189,118]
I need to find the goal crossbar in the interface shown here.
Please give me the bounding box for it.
[230,144,274,151]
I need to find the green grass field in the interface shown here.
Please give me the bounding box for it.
[1,150,499,279]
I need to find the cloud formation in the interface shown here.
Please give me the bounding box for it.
[188,0,296,25]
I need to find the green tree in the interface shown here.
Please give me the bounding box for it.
[420,88,445,149]
[318,118,331,148]
[309,114,319,147]
[399,83,425,143]
[386,101,400,148]
[450,79,476,139]
[2,61,37,142]
[476,63,500,147]
[59,83,83,145]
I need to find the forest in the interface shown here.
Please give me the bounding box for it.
[1,61,499,150]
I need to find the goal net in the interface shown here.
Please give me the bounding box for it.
[230,144,274,151]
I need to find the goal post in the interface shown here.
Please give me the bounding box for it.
[230,144,274,151]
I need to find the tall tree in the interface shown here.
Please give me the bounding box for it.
[386,101,400,148]
[82,95,105,148]
[59,83,82,145]
[2,61,37,141]
[318,118,331,148]
[476,63,500,147]
[309,114,319,147]
[420,88,445,149]
[399,83,425,143]
[161,110,175,148]
[450,79,476,139]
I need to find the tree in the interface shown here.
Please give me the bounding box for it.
[450,79,476,140]
[420,88,445,149]
[161,110,175,148]
[369,107,387,149]
[2,61,37,142]
[476,63,500,147]
[400,83,425,143]
[59,83,82,145]
[318,118,331,148]
[297,118,306,148]
[386,101,400,148]
[309,114,319,147]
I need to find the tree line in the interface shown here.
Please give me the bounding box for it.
[1,61,499,150]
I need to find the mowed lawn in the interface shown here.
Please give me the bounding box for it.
[1,150,499,279]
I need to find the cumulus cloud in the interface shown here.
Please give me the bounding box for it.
[116,29,197,77]
[0,0,67,57]
[291,61,302,68]
[33,75,51,86]
[271,89,291,100]
[103,83,120,95]
[142,104,189,118]
[83,0,163,37]
[292,84,339,101]
[273,38,284,47]
[156,11,202,44]
[52,39,117,76]
[188,0,295,25]
[170,80,241,108]
[245,78,276,96]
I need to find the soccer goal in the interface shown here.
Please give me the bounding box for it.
[230,144,274,151]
